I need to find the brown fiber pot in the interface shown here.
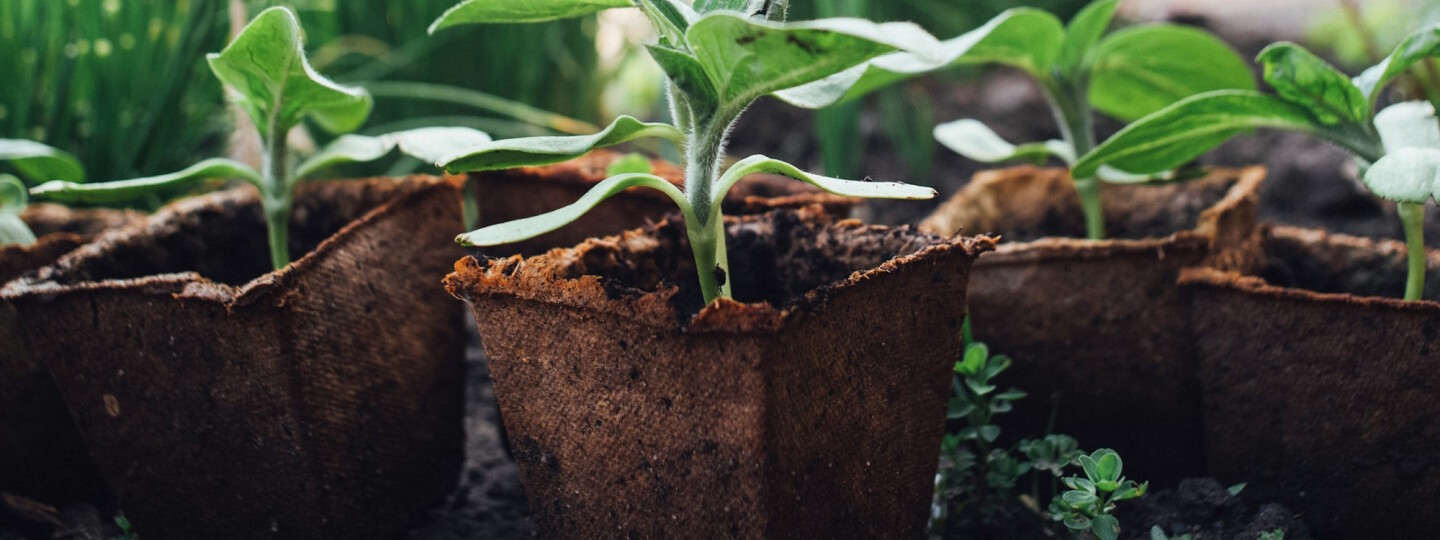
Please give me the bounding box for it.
[920,166,1265,485]
[0,204,143,504]
[469,151,856,256]
[0,177,468,539]
[1181,224,1440,539]
[446,206,994,539]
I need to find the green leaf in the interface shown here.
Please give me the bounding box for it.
[1256,43,1369,126]
[1089,25,1255,122]
[30,159,262,206]
[934,119,1072,164]
[1063,489,1099,507]
[1375,100,1440,154]
[1112,480,1148,501]
[982,354,1012,381]
[958,342,987,376]
[1057,0,1117,76]
[774,8,1064,109]
[607,153,655,176]
[684,12,942,109]
[1355,23,1440,103]
[456,173,692,247]
[1226,482,1247,496]
[1063,515,1091,532]
[978,425,1001,443]
[965,378,997,396]
[1090,449,1123,484]
[429,0,632,31]
[994,388,1027,401]
[208,7,373,138]
[694,0,750,13]
[0,139,85,185]
[296,127,493,180]
[439,116,684,173]
[710,155,935,211]
[1090,514,1120,540]
[0,213,35,247]
[1364,148,1440,203]
[0,174,26,213]
[646,44,720,120]
[1074,91,1327,178]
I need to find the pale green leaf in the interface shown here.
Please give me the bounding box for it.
[0,139,85,185]
[774,9,1063,109]
[1,174,28,213]
[30,159,262,206]
[296,127,493,180]
[1095,166,1177,184]
[208,7,373,137]
[430,0,632,32]
[1364,148,1440,203]
[712,155,934,210]
[1374,100,1440,154]
[438,116,683,173]
[606,153,655,175]
[1090,514,1120,540]
[456,173,691,246]
[934,119,1071,164]
[1090,25,1255,122]
[1057,0,1116,75]
[694,0,750,13]
[685,12,942,109]
[636,0,698,42]
[1257,43,1369,126]
[0,212,35,247]
[1355,23,1440,103]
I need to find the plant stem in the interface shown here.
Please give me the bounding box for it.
[1042,78,1104,240]
[1074,177,1105,241]
[263,122,291,270]
[1399,202,1426,301]
[462,176,481,231]
[684,113,736,304]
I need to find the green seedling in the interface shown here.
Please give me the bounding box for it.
[1150,526,1192,540]
[429,0,942,305]
[1050,448,1148,540]
[1075,24,1440,300]
[773,0,1254,240]
[22,7,489,269]
[0,138,85,246]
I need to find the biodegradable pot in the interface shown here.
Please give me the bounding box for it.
[1182,224,1440,539]
[0,204,143,505]
[446,206,994,539]
[1,177,468,540]
[470,150,856,256]
[920,166,1265,485]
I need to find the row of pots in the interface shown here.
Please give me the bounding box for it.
[0,151,1434,538]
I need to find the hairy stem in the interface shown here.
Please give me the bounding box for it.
[1400,202,1426,301]
[684,113,737,304]
[263,123,291,270]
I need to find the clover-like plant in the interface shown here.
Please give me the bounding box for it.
[24,7,489,269]
[0,139,86,246]
[429,0,942,304]
[1049,448,1147,540]
[1075,24,1440,300]
[773,0,1254,240]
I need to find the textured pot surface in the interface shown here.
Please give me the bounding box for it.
[1,177,467,540]
[1183,225,1440,539]
[447,207,993,539]
[920,166,1265,485]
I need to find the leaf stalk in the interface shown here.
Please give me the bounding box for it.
[1400,201,1427,301]
[263,121,292,270]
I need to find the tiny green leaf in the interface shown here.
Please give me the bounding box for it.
[296,127,493,180]
[1089,25,1255,122]
[0,174,35,246]
[1,174,29,214]
[30,159,262,206]
[1090,514,1120,540]
[978,425,1001,443]
[1256,43,1369,126]
[1354,23,1440,103]
[1057,0,1117,76]
[981,354,1012,381]
[430,0,632,32]
[606,153,655,176]
[1092,449,1123,483]
[0,139,85,185]
[1364,148,1440,203]
[208,7,373,137]
[1063,515,1091,531]
[711,155,934,210]
[1226,482,1247,496]
[774,8,1064,109]
[959,342,988,376]
[646,44,720,120]
[456,173,692,247]
[965,378,997,396]
[934,120,1071,164]
[1063,489,1099,507]
[439,116,684,173]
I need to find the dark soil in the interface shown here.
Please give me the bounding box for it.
[1117,479,1313,540]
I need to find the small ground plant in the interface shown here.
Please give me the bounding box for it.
[1076,24,1440,300]
[773,0,1254,240]
[429,0,944,304]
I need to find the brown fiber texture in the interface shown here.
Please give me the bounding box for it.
[1,177,468,540]
[0,205,142,505]
[446,206,994,539]
[919,166,1265,485]
[1181,224,1440,539]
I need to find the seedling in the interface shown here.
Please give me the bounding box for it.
[1075,24,1440,300]
[429,0,942,304]
[1049,448,1147,540]
[774,0,1254,240]
[20,7,489,269]
[0,139,85,246]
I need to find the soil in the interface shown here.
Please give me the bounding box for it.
[1116,479,1314,540]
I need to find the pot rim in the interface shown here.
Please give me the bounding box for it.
[1,175,463,310]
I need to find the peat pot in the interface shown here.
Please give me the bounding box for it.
[1,177,468,540]
[920,166,1265,484]
[446,206,995,539]
[1182,224,1440,539]
[0,204,142,505]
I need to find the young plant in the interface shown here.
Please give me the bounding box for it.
[772,0,1254,240]
[1049,448,1148,540]
[428,0,942,305]
[21,7,488,270]
[1075,24,1440,300]
[0,139,85,246]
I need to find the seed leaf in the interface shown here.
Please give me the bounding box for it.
[296,127,493,180]
[934,119,1071,164]
[712,155,935,210]
[439,116,683,173]
[430,0,632,32]
[1090,25,1255,122]
[0,139,85,185]
[0,174,26,213]
[774,8,1063,109]
[1375,100,1440,154]
[1057,0,1116,76]
[1364,148,1440,203]
[208,7,373,137]
[1257,43,1369,126]
[457,173,690,247]
[1354,23,1440,103]
[30,159,262,206]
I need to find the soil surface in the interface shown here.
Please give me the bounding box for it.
[1117,479,1314,540]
